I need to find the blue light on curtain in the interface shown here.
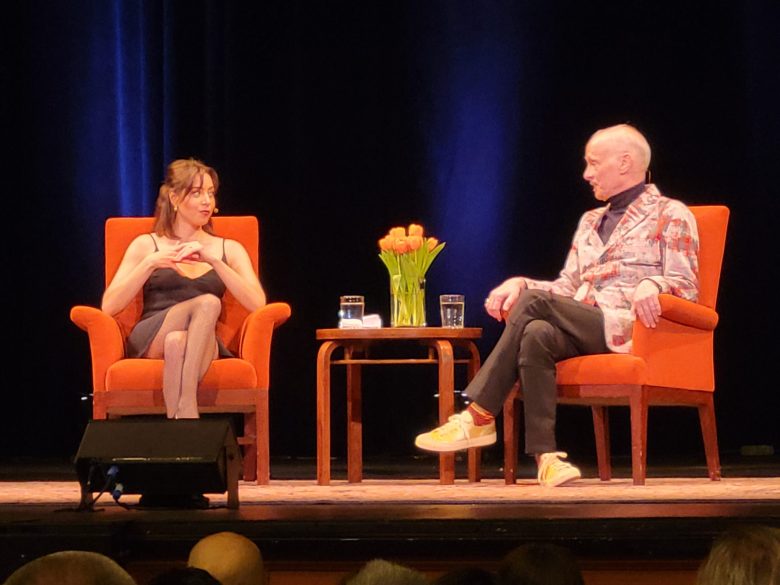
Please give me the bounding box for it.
[111,1,153,216]
[413,5,523,303]
[76,0,161,223]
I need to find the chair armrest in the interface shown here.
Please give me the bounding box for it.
[239,302,292,390]
[631,295,718,391]
[70,305,125,392]
[657,294,718,330]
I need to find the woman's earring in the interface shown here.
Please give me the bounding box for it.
[213,207,219,214]
[173,205,178,212]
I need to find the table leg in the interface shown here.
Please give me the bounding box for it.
[433,340,455,484]
[464,341,482,483]
[346,348,363,483]
[464,341,481,380]
[317,341,339,485]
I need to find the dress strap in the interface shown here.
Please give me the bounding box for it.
[148,233,159,251]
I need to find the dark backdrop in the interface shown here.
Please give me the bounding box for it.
[5,1,778,467]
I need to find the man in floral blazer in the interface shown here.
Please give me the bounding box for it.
[415,124,699,487]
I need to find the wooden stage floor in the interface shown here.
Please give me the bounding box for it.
[1,455,779,584]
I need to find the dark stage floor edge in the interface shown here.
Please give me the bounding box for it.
[1,454,779,584]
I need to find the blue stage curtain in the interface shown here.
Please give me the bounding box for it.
[407,3,526,326]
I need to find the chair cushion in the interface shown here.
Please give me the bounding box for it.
[106,358,258,391]
[556,354,648,386]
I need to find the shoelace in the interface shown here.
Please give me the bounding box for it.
[433,413,470,438]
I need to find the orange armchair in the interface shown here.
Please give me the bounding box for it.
[503,205,729,485]
[70,216,291,484]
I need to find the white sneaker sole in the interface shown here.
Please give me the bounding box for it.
[539,469,581,487]
[414,432,497,453]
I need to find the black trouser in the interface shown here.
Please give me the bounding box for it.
[464,289,610,454]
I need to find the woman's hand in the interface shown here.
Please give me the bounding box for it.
[172,241,219,265]
[103,235,184,315]
[144,245,188,272]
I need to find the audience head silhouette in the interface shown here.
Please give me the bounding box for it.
[343,559,429,585]
[497,543,583,585]
[697,524,780,585]
[149,567,222,585]
[3,550,136,585]
[433,567,495,585]
[188,532,264,585]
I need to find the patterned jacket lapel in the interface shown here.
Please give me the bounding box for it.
[583,207,607,250]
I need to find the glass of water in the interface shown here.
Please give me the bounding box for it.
[339,295,365,327]
[439,294,465,328]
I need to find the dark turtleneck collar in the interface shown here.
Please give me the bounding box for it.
[606,181,645,211]
[597,182,645,243]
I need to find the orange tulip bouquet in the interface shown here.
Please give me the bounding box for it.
[378,224,446,326]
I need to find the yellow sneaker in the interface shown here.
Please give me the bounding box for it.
[414,411,497,452]
[537,452,581,487]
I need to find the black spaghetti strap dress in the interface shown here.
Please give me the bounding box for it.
[125,235,233,358]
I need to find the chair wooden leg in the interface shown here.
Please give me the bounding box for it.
[591,406,612,481]
[256,390,270,485]
[629,386,648,486]
[226,441,241,509]
[93,395,107,420]
[698,394,722,481]
[243,412,258,482]
[503,388,520,484]
[467,448,481,482]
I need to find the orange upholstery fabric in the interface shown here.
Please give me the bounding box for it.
[106,359,258,391]
[555,354,647,386]
[503,205,729,485]
[71,216,291,484]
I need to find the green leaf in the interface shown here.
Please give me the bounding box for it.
[421,242,445,275]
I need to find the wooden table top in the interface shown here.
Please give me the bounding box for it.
[316,327,482,341]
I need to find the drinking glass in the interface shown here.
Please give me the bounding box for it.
[439,294,465,328]
[339,295,365,327]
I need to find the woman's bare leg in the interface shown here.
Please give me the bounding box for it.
[145,294,221,419]
[175,295,221,418]
[162,331,187,418]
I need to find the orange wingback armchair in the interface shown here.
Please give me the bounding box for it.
[70,216,291,484]
[503,205,729,485]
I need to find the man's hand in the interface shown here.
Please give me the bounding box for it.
[633,279,663,328]
[484,277,526,321]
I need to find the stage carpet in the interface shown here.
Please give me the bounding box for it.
[1,476,779,506]
[1,474,779,585]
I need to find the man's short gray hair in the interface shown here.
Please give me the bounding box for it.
[590,124,652,172]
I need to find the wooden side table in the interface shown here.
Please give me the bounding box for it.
[316,327,482,485]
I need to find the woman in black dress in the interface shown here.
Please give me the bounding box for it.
[101,159,266,418]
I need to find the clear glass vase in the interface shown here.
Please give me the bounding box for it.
[390,276,426,327]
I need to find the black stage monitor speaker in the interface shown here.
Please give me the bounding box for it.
[75,419,241,509]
